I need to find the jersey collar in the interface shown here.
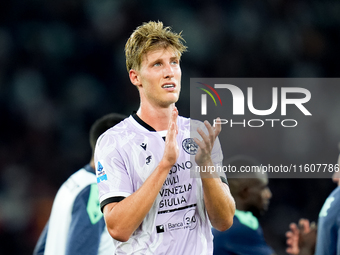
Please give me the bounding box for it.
[131,112,166,141]
[132,111,157,132]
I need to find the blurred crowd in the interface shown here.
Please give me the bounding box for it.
[1,0,340,254]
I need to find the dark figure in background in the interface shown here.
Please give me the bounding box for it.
[213,155,275,255]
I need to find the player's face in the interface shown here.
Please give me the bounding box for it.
[247,178,272,215]
[134,47,181,108]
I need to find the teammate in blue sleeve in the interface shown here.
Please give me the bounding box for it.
[286,153,340,255]
[33,113,126,255]
[212,155,275,255]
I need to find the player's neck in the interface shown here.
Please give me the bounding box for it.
[137,104,175,131]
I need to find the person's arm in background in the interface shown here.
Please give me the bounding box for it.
[286,219,316,255]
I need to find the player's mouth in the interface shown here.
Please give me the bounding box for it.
[161,83,176,91]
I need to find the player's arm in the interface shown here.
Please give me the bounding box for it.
[194,119,235,231]
[103,108,179,242]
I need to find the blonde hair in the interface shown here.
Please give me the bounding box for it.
[125,21,187,72]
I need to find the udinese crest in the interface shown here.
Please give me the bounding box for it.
[182,138,198,155]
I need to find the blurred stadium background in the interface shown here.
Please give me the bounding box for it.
[1,0,340,254]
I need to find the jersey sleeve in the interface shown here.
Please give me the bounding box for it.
[94,131,134,211]
[337,226,340,255]
[211,136,229,185]
[315,187,340,255]
[65,184,106,255]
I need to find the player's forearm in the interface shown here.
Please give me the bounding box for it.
[202,178,235,231]
[201,163,235,231]
[104,161,171,242]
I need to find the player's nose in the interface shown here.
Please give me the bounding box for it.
[163,63,174,79]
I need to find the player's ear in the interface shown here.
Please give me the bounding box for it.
[129,69,142,88]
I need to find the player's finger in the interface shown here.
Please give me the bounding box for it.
[286,231,298,241]
[289,223,298,233]
[166,110,178,142]
[205,120,221,146]
[286,231,293,238]
[167,107,178,132]
[165,122,175,143]
[213,117,222,136]
[203,120,215,142]
[298,218,310,233]
[174,107,179,134]
[286,238,293,246]
[298,218,309,225]
[196,127,210,152]
[170,107,178,126]
[310,221,317,230]
[193,135,204,150]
